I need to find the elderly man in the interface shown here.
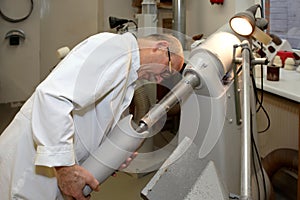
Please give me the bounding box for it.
[0,32,184,200]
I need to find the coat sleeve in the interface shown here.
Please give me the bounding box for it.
[33,33,136,167]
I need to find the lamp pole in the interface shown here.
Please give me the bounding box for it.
[240,41,252,200]
[237,41,268,200]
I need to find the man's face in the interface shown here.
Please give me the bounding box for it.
[140,64,174,83]
[138,47,175,83]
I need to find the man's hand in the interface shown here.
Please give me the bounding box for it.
[119,151,138,170]
[111,151,138,177]
[55,164,100,200]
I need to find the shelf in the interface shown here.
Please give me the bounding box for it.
[157,2,172,10]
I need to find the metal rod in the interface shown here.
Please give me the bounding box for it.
[172,0,186,48]
[240,42,252,200]
[139,72,200,130]
[172,0,186,34]
[233,45,242,125]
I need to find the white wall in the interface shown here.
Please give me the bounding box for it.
[0,0,40,103]
[40,0,99,81]
[0,0,99,103]
[186,0,256,38]
[101,0,137,32]
[186,0,233,38]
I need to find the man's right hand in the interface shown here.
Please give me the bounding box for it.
[55,164,100,200]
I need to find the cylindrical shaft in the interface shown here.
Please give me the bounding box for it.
[240,42,252,200]
[172,0,186,48]
[140,73,200,129]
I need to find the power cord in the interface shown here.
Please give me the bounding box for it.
[251,42,271,133]
[251,111,268,200]
[250,62,268,199]
[251,69,271,133]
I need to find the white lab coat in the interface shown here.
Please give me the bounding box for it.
[0,32,140,199]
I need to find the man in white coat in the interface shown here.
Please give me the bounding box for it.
[0,32,184,200]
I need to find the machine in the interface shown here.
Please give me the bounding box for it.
[80,4,290,199]
[139,26,270,200]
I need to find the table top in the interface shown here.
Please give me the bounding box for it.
[254,66,300,103]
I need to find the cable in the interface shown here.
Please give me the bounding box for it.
[251,125,261,200]
[256,43,265,112]
[251,43,271,133]
[249,60,268,199]
[250,110,267,200]
[129,20,138,30]
[0,0,34,23]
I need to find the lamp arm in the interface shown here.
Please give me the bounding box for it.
[246,4,261,17]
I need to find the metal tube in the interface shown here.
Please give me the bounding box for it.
[140,73,200,129]
[240,42,252,200]
[172,0,186,48]
[233,46,242,125]
[82,115,148,196]
[172,0,185,33]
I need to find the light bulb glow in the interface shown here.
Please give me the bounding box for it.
[230,17,253,36]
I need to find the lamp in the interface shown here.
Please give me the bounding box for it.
[229,4,272,45]
[108,16,138,32]
[229,5,257,36]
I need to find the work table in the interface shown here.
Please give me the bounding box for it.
[254,66,300,103]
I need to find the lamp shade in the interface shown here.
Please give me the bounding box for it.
[229,11,256,36]
[229,4,262,37]
[229,4,272,45]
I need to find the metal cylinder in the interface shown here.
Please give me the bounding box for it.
[140,73,200,129]
[81,115,148,196]
[240,41,252,200]
[172,0,186,48]
[142,0,157,14]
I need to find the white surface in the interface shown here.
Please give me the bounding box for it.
[255,66,300,102]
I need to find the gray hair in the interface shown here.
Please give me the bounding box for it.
[143,33,183,57]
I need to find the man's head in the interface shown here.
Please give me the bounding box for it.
[137,34,184,83]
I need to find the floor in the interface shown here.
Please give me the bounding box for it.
[91,172,155,200]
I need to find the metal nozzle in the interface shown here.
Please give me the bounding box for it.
[136,121,148,133]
